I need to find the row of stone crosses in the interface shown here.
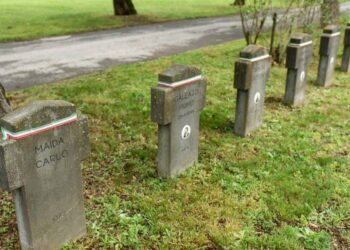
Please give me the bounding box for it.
[0,23,348,249]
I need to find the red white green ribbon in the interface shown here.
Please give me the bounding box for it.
[158,75,202,89]
[240,54,270,62]
[1,113,78,141]
[289,41,313,47]
[323,32,340,37]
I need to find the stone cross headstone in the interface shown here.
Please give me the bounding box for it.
[341,23,350,72]
[284,33,313,107]
[316,25,340,87]
[151,64,207,177]
[234,45,271,137]
[0,100,90,250]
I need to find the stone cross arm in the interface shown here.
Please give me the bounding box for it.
[234,60,253,90]
[0,139,24,192]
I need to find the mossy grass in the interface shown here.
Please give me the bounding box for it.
[0,25,349,249]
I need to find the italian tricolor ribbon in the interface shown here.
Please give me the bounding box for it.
[1,113,78,141]
[158,75,202,89]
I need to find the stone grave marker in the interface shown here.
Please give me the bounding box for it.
[151,64,207,177]
[234,45,271,137]
[316,25,340,87]
[341,23,350,72]
[0,100,90,250]
[284,33,313,107]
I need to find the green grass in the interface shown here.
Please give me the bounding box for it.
[0,29,350,249]
[0,0,293,42]
[0,0,234,42]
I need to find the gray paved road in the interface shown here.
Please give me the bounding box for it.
[1,2,350,90]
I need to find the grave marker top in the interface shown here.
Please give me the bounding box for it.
[234,45,270,91]
[344,23,350,46]
[151,64,205,126]
[319,25,340,56]
[341,23,350,72]
[323,25,340,34]
[239,45,268,59]
[158,64,201,84]
[286,33,313,69]
[289,33,313,45]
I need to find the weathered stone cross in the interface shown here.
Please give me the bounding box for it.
[0,100,90,250]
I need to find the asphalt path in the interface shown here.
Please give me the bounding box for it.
[1,2,350,90]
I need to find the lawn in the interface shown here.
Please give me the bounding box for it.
[0,0,295,42]
[0,24,349,249]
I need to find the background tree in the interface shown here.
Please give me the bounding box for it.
[268,0,297,64]
[298,0,320,32]
[113,0,137,16]
[237,0,332,64]
[321,0,339,26]
[233,0,245,5]
[237,0,272,45]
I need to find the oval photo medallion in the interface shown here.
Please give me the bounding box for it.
[181,125,191,140]
[254,92,261,104]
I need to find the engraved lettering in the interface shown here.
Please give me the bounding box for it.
[179,100,194,110]
[35,138,68,169]
[43,142,50,152]
[41,158,49,167]
[174,88,200,102]
[35,145,43,154]
[178,109,195,119]
[52,206,74,223]
[36,160,43,168]
[34,137,65,154]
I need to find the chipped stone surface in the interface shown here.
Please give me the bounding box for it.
[284,33,313,107]
[0,100,90,250]
[151,64,207,177]
[316,25,340,87]
[234,45,271,137]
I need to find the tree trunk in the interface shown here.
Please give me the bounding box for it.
[113,0,137,16]
[0,82,12,117]
[233,0,245,5]
[269,13,277,60]
[321,0,339,27]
